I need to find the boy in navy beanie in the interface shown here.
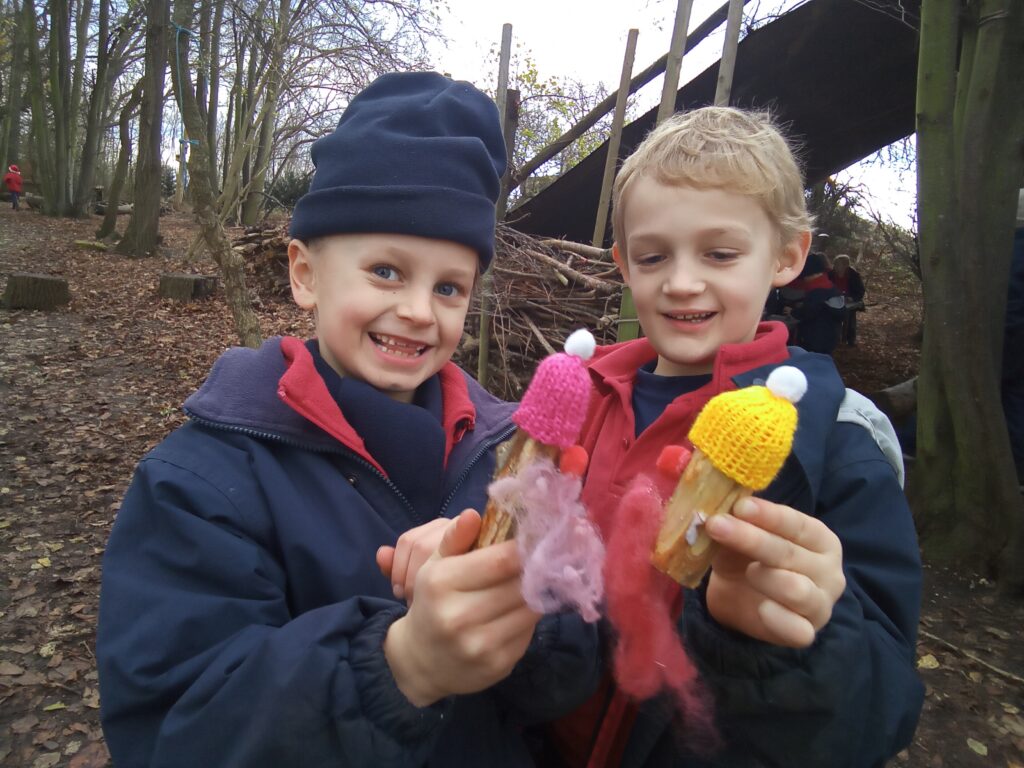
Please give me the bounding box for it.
[98,72,598,768]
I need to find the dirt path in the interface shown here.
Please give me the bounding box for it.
[0,207,1021,767]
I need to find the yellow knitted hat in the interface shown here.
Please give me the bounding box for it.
[688,366,807,490]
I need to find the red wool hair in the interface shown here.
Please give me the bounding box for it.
[604,474,718,746]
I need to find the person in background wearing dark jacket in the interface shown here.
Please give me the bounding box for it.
[830,253,866,346]
[544,107,923,767]
[791,250,845,354]
[3,164,22,210]
[97,72,598,768]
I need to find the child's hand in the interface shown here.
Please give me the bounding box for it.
[376,518,451,602]
[703,497,845,648]
[383,509,541,707]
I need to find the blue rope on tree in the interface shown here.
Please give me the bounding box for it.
[172,21,200,148]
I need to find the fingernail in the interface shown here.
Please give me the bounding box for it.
[707,514,733,535]
[734,498,757,518]
[393,585,405,600]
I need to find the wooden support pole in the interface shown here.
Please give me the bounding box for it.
[656,0,695,125]
[714,0,745,106]
[175,136,187,205]
[478,23,513,388]
[497,89,520,221]
[494,24,514,220]
[593,29,639,248]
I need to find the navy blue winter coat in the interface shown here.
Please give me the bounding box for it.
[97,337,600,767]
[626,351,925,767]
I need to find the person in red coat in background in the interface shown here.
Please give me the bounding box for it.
[3,164,23,210]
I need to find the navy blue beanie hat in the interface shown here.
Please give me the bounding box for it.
[290,71,507,270]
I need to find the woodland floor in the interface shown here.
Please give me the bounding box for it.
[0,206,1022,768]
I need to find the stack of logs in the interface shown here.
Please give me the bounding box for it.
[233,223,625,400]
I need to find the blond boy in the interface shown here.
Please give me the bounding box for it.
[550,107,923,767]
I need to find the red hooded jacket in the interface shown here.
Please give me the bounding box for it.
[3,168,23,193]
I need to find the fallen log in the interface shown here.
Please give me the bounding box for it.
[868,377,917,424]
[93,202,134,215]
[3,273,71,310]
[158,273,219,302]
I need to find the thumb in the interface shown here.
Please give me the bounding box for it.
[437,509,482,558]
[376,545,395,579]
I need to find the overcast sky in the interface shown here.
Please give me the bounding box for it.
[427,0,917,230]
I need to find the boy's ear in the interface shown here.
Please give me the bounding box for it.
[772,231,812,287]
[612,243,631,285]
[288,239,318,310]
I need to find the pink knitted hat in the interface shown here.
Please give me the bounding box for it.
[513,329,596,449]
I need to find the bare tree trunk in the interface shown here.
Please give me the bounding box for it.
[911,0,1024,589]
[1,0,27,169]
[97,80,143,239]
[48,0,72,213]
[117,0,168,257]
[71,0,109,216]
[67,0,93,196]
[221,80,233,190]
[239,0,291,225]
[170,0,262,348]
[206,0,224,191]
[22,0,59,212]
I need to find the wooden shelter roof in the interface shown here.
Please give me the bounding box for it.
[507,0,921,244]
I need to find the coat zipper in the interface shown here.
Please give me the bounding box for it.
[185,412,516,525]
[440,424,517,514]
[185,411,421,521]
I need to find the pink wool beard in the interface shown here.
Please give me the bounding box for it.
[487,459,604,622]
[605,474,717,743]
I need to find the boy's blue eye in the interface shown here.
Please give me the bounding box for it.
[708,251,738,263]
[435,282,461,298]
[372,265,399,280]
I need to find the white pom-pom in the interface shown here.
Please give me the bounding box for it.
[766,366,807,403]
[563,328,596,360]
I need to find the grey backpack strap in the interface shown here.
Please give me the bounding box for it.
[836,388,906,488]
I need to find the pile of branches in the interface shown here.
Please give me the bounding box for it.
[233,224,292,299]
[234,222,625,400]
[462,225,623,399]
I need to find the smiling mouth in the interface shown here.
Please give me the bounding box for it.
[665,311,715,323]
[369,333,429,358]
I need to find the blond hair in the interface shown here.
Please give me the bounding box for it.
[612,107,813,256]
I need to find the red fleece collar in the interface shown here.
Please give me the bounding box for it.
[438,364,477,464]
[589,321,791,396]
[276,337,476,475]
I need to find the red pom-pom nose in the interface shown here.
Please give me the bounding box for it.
[559,445,590,477]
[656,445,692,479]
